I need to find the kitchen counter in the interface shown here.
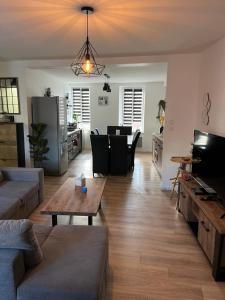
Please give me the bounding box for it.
[152,133,163,176]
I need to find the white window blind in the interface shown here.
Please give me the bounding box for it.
[72,88,90,123]
[122,88,144,131]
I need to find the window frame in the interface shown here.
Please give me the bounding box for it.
[0,77,20,115]
[119,86,145,133]
[71,87,91,129]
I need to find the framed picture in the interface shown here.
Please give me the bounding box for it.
[98,96,108,105]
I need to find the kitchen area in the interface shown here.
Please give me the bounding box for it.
[31,96,82,176]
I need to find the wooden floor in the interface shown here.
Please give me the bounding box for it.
[30,152,225,300]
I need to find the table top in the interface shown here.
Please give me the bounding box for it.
[41,177,106,216]
[171,156,201,164]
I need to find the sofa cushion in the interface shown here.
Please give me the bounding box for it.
[17,225,108,300]
[0,196,21,219]
[33,224,53,247]
[0,219,43,269]
[0,171,4,182]
[0,181,38,207]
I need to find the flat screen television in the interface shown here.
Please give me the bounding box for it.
[192,130,225,206]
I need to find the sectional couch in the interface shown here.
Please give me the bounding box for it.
[0,167,44,219]
[0,223,108,300]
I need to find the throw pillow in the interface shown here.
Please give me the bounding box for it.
[0,219,43,269]
[0,171,4,182]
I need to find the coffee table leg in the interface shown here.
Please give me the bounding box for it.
[99,201,102,209]
[88,216,93,226]
[52,215,58,226]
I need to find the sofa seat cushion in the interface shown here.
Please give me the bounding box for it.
[33,224,53,247]
[17,225,108,300]
[0,196,20,219]
[0,181,38,206]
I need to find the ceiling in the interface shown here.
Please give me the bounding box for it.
[1,0,225,60]
[38,63,168,83]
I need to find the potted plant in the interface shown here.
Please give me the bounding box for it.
[27,123,50,168]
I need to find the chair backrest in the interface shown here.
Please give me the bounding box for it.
[109,135,128,175]
[90,135,109,175]
[107,126,132,135]
[119,126,132,135]
[94,128,100,135]
[91,128,100,135]
[107,126,116,135]
[131,130,141,152]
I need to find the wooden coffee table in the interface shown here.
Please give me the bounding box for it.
[41,177,106,226]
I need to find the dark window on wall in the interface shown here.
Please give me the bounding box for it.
[72,88,90,125]
[0,78,20,114]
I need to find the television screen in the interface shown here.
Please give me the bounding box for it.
[192,130,225,204]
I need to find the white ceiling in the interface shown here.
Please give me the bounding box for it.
[38,63,168,83]
[1,0,225,60]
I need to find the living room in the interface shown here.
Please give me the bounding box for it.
[1,1,225,299]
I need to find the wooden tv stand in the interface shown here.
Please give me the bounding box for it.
[178,178,225,281]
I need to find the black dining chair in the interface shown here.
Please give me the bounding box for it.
[91,128,100,135]
[90,135,109,176]
[119,126,132,135]
[109,135,131,175]
[94,128,100,135]
[129,130,141,170]
[107,126,116,135]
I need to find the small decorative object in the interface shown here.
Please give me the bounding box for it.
[81,186,87,193]
[98,96,108,105]
[156,99,166,134]
[9,116,15,122]
[201,92,211,126]
[103,74,111,92]
[156,100,166,120]
[27,123,49,168]
[44,87,51,97]
[75,173,86,190]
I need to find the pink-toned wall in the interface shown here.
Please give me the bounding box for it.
[197,36,225,137]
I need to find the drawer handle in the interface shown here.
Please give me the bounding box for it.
[181,192,186,198]
[201,221,210,232]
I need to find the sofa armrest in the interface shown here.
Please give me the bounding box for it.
[1,168,44,202]
[0,249,25,300]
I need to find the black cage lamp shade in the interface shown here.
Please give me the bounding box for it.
[103,74,111,92]
[71,6,105,77]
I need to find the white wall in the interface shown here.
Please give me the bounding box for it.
[68,81,166,151]
[197,36,225,136]
[161,54,201,189]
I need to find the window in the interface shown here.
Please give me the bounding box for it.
[0,78,20,114]
[121,88,144,132]
[72,88,90,127]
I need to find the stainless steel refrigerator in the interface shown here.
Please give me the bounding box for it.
[32,97,68,175]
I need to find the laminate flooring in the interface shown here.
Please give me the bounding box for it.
[30,151,225,300]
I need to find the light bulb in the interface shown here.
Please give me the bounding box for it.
[82,59,92,74]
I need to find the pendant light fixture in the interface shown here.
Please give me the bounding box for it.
[71,6,105,77]
[103,74,111,92]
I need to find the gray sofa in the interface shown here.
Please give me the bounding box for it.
[0,168,44,219]
[0,224,108,300]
